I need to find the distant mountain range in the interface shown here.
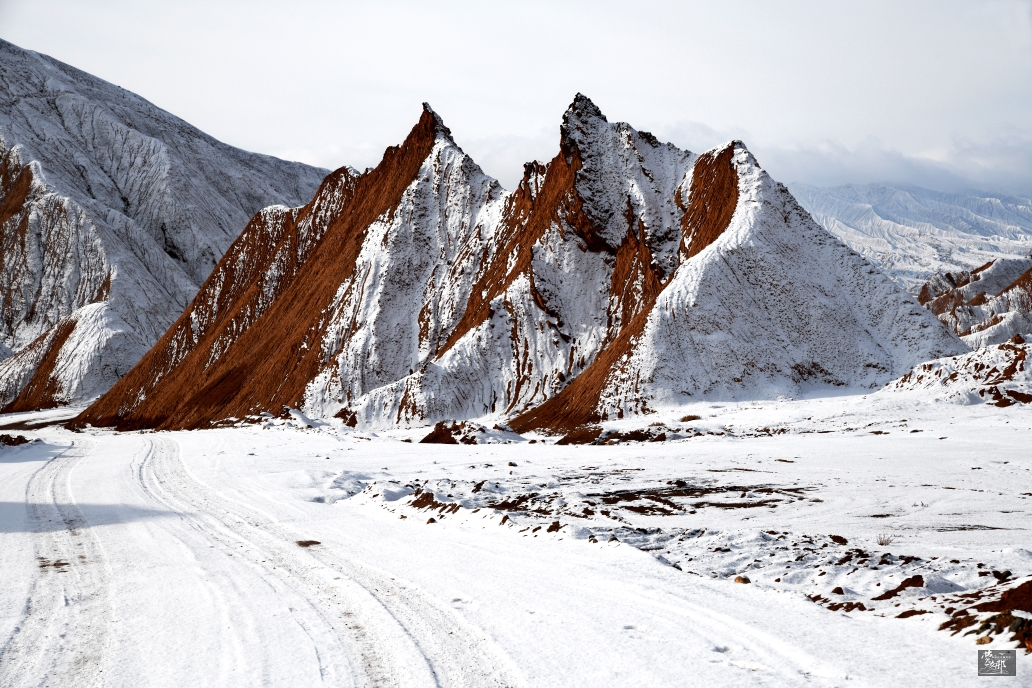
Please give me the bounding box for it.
[791,183,1032,293]
[6,39,1028,428]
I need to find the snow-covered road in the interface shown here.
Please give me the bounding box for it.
[1,396,1029,686]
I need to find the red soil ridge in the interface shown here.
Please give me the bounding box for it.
[75,106,444,429]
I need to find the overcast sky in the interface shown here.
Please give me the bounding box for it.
[3,0,1031,194]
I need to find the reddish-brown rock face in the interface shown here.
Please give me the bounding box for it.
[78,107,441,429]
[76,95,965,432]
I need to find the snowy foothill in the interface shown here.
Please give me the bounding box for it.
[1,390,1030,686]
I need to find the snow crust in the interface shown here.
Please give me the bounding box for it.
[0,38,327,407]
[1,392,1029,686]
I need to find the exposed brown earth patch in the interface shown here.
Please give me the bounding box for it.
[0,433,30,446]
[975,579,1032,615]
[872,574,924,600]
[939,579,1032,652]
[420,421,459,445]
[334,408,358,427]
[555,425,605,445]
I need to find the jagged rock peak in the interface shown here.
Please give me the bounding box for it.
[420,102,454,142]
[567,93,607,122]
[560,93,608,160]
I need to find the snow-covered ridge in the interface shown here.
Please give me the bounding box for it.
[791,183,1032,293]
[77,96,966,432]
[596,147,965,418]
[0,38,327,410]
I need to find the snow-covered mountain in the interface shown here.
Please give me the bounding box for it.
[0,39,327,411]
[790,183,1032,293]
[76,96,966,432]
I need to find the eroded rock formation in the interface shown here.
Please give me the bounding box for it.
[77,95,966,431]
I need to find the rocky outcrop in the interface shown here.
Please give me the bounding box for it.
[0,38,327,410]
[916,257,1032,349]
[888,337,1031,406]
[76,95,966,432]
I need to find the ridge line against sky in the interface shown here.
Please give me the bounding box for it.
[2,0,1032,195]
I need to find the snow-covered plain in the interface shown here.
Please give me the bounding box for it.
[1,392,1029,686]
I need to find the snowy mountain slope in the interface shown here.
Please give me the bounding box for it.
[790,183,1032,293]
[513,146,967,432]
[77,96,966,432]
[915,258,1032,349]
[0,39,327,410]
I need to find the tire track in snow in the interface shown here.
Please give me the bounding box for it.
[141,438,523,688]
[646,588,866,684]
[0,440,112,688]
